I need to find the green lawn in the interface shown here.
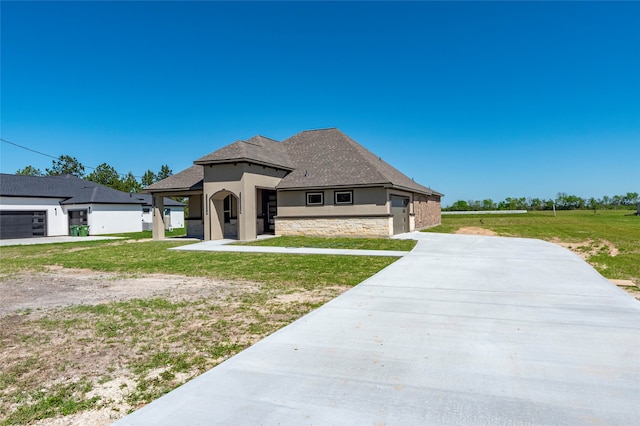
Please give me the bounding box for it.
[424,210,640,283]
[239,236,416,251]
[104,227,187,240]
[0,240,395,289]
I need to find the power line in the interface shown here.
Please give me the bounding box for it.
[1,137,144,178]
[1,138,59,160]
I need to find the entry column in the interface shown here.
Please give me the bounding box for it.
[152,194,165,240]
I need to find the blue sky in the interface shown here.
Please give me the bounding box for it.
[1,1,638,205]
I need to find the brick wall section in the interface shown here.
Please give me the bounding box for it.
[413,194,441,229]
[276,217,391,238]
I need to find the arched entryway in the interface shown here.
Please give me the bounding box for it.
[210,191,239,240]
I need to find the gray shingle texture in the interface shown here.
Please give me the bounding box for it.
[146,129,441,197]
[143,165,204,192]
[278,128,441,195]
[194,135,294,170]
[1,174,183,206]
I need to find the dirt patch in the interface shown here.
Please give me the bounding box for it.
[550,238,619,261]
[0,269,349,425]
[454,227,497,236]
[609,279,640,301]
[0,268,252,318]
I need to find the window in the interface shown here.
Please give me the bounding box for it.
[334,190,353,205]
[142,208,150,214]
[306,192,324,205]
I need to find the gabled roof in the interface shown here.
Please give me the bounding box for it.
[277,128,442,196]
[0,174,183,206]
[144,129,442,197]
[143,165,204,192]
[131,193,185,207]
[193,135,294,170]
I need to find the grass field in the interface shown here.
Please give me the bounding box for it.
[425,210,640,283]
[240,235,416,251]
[0,239,398,289]
[0,237,401,424]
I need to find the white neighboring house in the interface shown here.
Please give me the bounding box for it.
[135,193,185,231]
[0,173,184,239]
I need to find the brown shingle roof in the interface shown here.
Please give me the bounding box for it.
[277,128,441,196]
[193,135,294,170]
[143,165,203,192]
[145,129,442,197]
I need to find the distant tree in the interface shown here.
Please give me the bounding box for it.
[87,163,121,189]
[450,200,470,211]
[481,199,495,210]
[46,155,85,178]
[611,195,623,209]
[120,172,142,193]
[467,200,482,211]
[529,198,543,211]
[622,192,639,206]
[157,165,173,181]
[16,165,43,176]
[141,170,157,187]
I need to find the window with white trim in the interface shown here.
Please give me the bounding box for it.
[334,190,353,205]
[306,192,324,205]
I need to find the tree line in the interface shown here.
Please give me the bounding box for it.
[15,155,173,193]
[445,192,639,211]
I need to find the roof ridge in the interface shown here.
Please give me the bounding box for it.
[298,127,338,133]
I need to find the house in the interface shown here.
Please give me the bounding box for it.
[135,193,185,231]
[0,173,184,239]
[144,128,443,240]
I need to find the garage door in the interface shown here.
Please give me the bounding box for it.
[0,211,47,239]
[391,196,410,235]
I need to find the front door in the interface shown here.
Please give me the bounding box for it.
[261,190,277,234]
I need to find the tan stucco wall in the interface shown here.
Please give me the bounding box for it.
[188,196,202,219]
[202,163,287,240]
[276,216,391,238]
[413,194,442,229]
[277,187,388,218]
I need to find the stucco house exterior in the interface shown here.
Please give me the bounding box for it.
[0,173,184,239]
[145,128,442,240]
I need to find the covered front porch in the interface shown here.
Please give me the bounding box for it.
[149,188,277,242]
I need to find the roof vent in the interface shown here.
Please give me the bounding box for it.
[304,170,309,177]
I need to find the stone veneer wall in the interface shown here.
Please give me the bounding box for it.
[276,217,391,238]
[413,194,441,229]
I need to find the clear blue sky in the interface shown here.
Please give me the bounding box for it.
[2,1,638,205]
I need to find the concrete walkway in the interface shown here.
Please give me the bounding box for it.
[169,240,408,257]
[116,233,640,425]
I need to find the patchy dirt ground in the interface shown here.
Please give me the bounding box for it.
[0,267,247,318]
[454,226,498,236]
[0,270,348,425]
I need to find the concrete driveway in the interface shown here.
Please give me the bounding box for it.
[116,232,640,425]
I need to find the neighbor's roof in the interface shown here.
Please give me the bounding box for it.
[193,135,294,170]
[0,174,183,206]
[277,128,442,196]
[143,165,204,192]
